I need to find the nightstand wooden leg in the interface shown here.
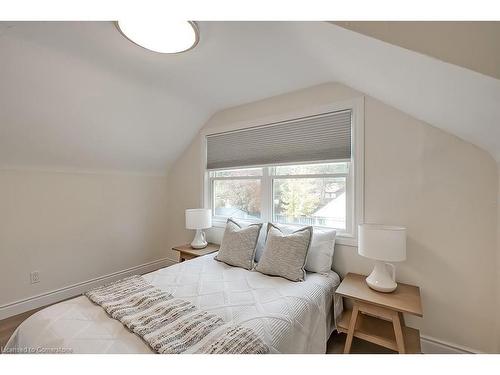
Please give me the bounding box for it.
[398,312,405,326]
[392,312,406,354]
[343,304,359,354]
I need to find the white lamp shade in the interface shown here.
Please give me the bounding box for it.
[185,209,212,230]
[358,224,406,262]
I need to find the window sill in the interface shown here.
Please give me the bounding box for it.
[210,218,358,247]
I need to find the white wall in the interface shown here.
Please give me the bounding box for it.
[166,82,499,353]
[0,169,170,310]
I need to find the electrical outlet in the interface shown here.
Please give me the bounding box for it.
[30,271,40,284]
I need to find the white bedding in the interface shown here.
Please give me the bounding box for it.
[5,254,342,353]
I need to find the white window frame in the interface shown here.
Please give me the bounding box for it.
[201,97,364,247]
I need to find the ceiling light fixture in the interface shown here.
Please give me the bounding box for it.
[117,20,199,54]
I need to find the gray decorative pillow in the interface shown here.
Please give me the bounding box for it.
[255,223,312,282]
[228,219,267,262]
[214,218,262,270]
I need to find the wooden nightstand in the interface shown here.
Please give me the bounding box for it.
[172,243,219,262]
[335,273,423,354]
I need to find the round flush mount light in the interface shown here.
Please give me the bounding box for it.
[117,20,199,54]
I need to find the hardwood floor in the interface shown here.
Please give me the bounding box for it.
[0,307,45,349]
[1,304,394,354]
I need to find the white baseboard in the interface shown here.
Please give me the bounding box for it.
[421,335,480,354]
[0,257,176,320]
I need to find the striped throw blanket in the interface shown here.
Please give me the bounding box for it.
[84,275,269,354]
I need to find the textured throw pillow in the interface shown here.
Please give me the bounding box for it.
[267,224,336,274]
[229,219,267,262]
[255,223,312,282]
[214,218,262,270]
[226,219,269,262]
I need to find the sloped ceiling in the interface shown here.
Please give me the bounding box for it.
[333,21,500,80]
[1,21,499,173]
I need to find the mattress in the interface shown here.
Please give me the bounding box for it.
[5,254,343,354]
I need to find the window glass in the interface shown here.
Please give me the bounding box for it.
[213,179,261,220]
[209,162,350,231]
[272,177,346,229]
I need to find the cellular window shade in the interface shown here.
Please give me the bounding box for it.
[206,110,352,170]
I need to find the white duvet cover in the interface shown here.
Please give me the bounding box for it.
[5,254,342,354]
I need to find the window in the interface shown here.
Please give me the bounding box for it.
[212,168,262,220]
[204,100,364,244]
[209,161,352,233]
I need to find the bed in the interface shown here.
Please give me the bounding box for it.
[5,253,343,353]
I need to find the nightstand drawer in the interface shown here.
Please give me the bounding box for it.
[172,243,219,262]
[180,253,196,261]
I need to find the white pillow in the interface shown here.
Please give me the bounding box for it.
[266,224,336,273]
[255,223,268,262]
[305,228,336,273]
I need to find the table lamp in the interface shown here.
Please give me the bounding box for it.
[358,224,407,292]
[185,209,212,249]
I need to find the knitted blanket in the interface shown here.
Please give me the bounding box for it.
[85,275,269,354]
